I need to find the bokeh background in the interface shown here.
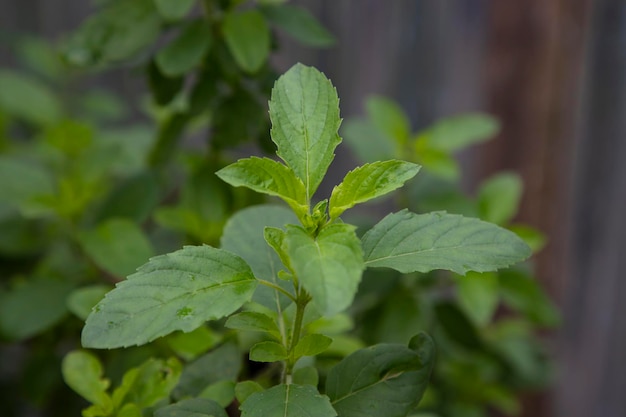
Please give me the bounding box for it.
[1,1,624,417]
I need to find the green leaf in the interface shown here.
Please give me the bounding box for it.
[455,272,499,326]
[415,148,459,180]
[156,19,212,76]
[508,224,546,252]
[293,366,319,386]
[284,223,364,315]
[417,113,500,152]
[329,160,420,219]
[260,4,335,47]
[499,269,559,327]
[326,333,435,417]
[67,285,112,321]
[166,326,221,361]
[269,63,342,199]
[225,311,281,338]
[0,157,55,214]
[82,246,257,348]
[78,218,155,278]
[112,357,182,409]
[95,171,160,223]
[478,173,523,225]
[174,342,242,399]
[216,157,307,217]
[341,119,395,163]
[240,384,336,417]
[294,333,332,357]
[155,398,227,417]
[366,96,411,146]
[434,301,482,350]
[199,380,235,407]
[0,279,73,340]
[0,70,62,125]
[154,0,195,20]
[62,351,112,412]
[221,205,298,310]
[362,210,531,274]
[148,59,184,106]
[222,10,270,73]
[62,0,161,67]
[235,381,263,404]
[249,341,288,362]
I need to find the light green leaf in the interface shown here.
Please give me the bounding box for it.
[0,70,62,125]
[199,380,235,407]
[415,147,459,180]
[155,398,228,417]
[326,333,434,417]
[222,10,270,73]
[240,384,336,417]
[249,341,288,362]
[174,342,241,399]
[82,246,257,348]
[67,285,112,321]
[294,333,332,357]
[235,381,263,404]
[284,223,364,315]
[112,357,182,409]
[260,4,335,47]
[329,160,420,219]
[366,96,411,146]
[221,205,298,310]
[78,218,155,278]
[62,351,112,412]
[417,113,500,152]
[269,63,342,199]
[0,279,73,340]
[341,119,395,163]
[156,19,212,76]
[362,210,531,274]
[154,0,195,20]
[216,157,307,217]
[166,326,221,361]
[478,173,523,225]
[225,311,281,338]
[455,272,499,326]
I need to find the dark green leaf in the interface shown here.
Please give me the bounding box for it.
[222,10,270,73]
[95,171,160,223]
[292,366,319,386]
[284,223,364,315]
[326,333,435,417]
[434,301,482,350]
[82,246,257,348]
[0,280,73,340]
[362,210,531,274]
[225,311,281,338]
[78,218,155,278]
[249,341,288,362]
[221,205,297,310]
[0,70,62,125]
[269,63,341,199]
[499,269,560,327]
[240,384,336,417]
[62,351,112,411]
[0,157,54,215]
[478,173,522,225]
[174,342,242,399]
[148,59,184,106]
[235,381,263,404]
[154,0,195,21]
[156,19,212,76]
[261,4,335,47]
[329,160,420,219]
[199,380,235,407]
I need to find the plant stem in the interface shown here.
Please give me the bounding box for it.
[283,289,310,383]
[257,279,297,302]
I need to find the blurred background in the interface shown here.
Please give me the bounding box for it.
[0,1,624,417]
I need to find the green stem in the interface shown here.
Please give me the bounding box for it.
[283,289,310,383]
[257,279,297,303]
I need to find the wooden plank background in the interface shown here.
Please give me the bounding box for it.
[1,1,625,416]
